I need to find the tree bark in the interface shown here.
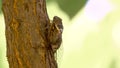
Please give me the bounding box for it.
[2,0,57,68]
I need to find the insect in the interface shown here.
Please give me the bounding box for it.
[47,16,63,67]
[48,16,63,53]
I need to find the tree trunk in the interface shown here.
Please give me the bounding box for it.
[2,0,58,68]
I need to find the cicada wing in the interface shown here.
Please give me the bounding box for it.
[54,43,64,67]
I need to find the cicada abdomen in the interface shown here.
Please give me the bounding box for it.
[54,43,64,67]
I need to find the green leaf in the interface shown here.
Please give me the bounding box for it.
[56,0,87,19]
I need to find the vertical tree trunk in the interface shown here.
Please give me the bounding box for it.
[2,0,57,68]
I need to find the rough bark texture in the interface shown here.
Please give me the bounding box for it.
[2,0,57,68]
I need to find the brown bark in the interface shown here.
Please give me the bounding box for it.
[2,0,57,68]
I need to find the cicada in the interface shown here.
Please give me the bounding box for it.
[48,16,64,67]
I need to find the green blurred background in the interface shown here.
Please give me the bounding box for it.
[1,0,120,68]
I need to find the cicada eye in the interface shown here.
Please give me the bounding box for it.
[57,23,63,29]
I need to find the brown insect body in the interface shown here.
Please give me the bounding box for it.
[48,16,63,53]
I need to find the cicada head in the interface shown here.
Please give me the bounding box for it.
[53,16,63,34]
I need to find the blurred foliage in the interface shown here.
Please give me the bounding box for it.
[0,0,2,14]
[47,0,87,19]
[46,0,54,3]
[109,59,116,68]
